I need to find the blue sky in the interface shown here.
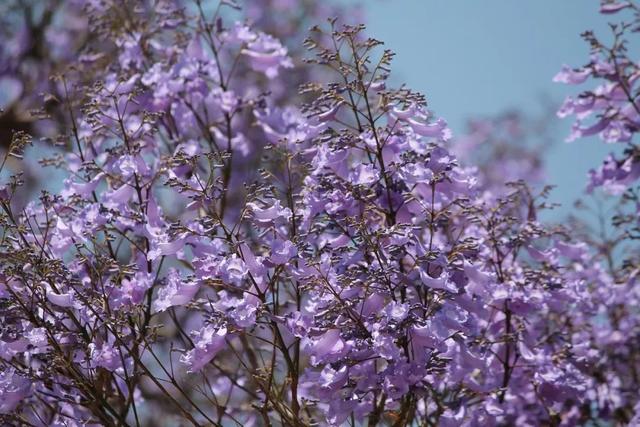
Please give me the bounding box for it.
[350,0,615,216]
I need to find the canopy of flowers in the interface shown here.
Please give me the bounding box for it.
[0,1,639,426]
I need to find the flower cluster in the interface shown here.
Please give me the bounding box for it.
[555,0,640,195]
[0,0,638,426]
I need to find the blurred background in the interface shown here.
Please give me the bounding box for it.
[348,0,615,218]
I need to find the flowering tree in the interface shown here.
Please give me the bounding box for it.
[0,0,639,426]
[553,1,640,424]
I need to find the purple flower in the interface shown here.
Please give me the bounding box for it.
[600,1,632,14]
[247,199,293,227]
[153,269,200,312]
[0,369,32,414]
[307,329,347,365]
[240,32,293,78]
[181,326,228,372]
[270,239,297,264]
[553,65,591,85]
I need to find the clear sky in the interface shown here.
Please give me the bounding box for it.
[348,0,615,216]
